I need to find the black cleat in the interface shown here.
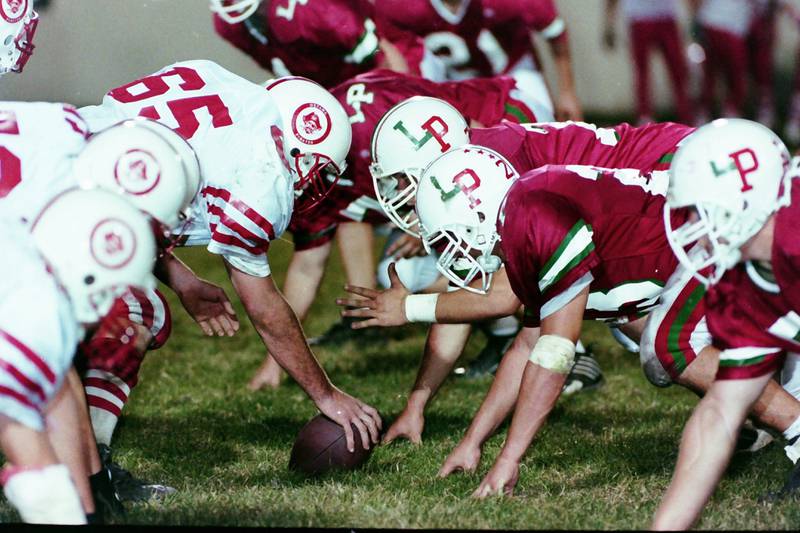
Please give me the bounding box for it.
[454,331,516,379]
[735,423,774,454]
[89,466,125,521]
[99,444,177,503]
[561,350,604,396]
[760,455,800,502]
[308,316,388,346]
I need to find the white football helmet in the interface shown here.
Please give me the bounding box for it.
[30,188,157,325]
[209,0,261,24]
[416,145,519,294]
[266,76,352,213]
[74,118,201,232]
[370,97,470,236]
[0,0,38,75]
[664,118,792,285]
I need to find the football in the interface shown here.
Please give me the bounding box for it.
[288,414,376,476]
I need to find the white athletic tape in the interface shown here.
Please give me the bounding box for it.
[529,334,576,374]
[404,293,439,323]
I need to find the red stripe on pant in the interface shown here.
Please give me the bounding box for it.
[700,26,748,116]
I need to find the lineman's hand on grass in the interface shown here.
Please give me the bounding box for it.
[336,263,410,329]
[438,441,481,477]
[317,388,382,452]
[382,407,425,445]
[472,456,519,499]
[178,278,239,337]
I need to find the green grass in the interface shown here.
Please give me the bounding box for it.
[3,235,799,528]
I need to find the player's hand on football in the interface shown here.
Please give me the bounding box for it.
[438,440,481,477]
[317,388,382,453]
[385,233,426,260]
[382,407,425,445]
[472,455,520,499]
[336,263,410,329]
[177,278,239,337]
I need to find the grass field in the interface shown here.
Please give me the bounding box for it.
[2,233,800,529]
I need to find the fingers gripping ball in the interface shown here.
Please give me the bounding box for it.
[289,415,377,476]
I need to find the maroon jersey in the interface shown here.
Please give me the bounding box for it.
[213,0,380,88]
[500,164,688,327]
[472,121,694,175]
[376,0,565,79]
[706,180,800,379]
[289,69,539,250]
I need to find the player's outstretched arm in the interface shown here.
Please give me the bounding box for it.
[472,289,587,498]
[383,322,473,445]
[225,261,382,452]
[651,373,773,530]
[155,251,239,337]
[337,264,520,328]
[547,37,583,121]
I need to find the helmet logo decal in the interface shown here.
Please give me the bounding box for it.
[710,148,758,192]
[90,218,137,270]
[114,149,161,196]
[0,110,19,134]
[431,168,482,209]
[0,0,27,23]
[292,103,331,145]
[392,116,451,152]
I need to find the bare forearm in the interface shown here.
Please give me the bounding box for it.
[499,362,567,462]
[337,222,376,289]
[407,323,472,409]
[284,242,332,322]
[550,39,578,97]
[154,251,195,294]
[435,269,520,323]
[462,334,534,446]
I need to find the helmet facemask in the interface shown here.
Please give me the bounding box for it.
[292,151,344,214]
[209,0,261,24]
[370,164,422,236]
[422,224,502,295]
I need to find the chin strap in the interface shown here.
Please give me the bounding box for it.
[477,254,502,274]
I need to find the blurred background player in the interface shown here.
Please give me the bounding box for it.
[247,69,547,390]
[210,0,409,87]
[375,0,583,121]
[603,0,693,125]
[0,0,38,76]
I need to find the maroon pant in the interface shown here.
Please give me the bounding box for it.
[700,25,748,116]
[747,11,776,106]
[629,18,692,124]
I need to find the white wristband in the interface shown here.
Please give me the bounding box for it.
[404,293,439,323]
[529,334,576,374]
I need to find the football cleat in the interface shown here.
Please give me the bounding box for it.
[734,422,774,454]
[454,330,517,379]
[89,466,125,522]
[759,438,800,503]
[99,444,177,503]
[561,349,604,396]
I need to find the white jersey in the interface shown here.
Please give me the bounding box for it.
[621,0,679,21]
[697,0,755,36]
[0,102,87,226]
[0,218,81,431]
[80,60,294,278]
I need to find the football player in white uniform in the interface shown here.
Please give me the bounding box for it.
[0,188,156,524]
[78,60,382,490]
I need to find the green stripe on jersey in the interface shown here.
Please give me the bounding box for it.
[538,220,595,293]
[504,102,532,124]
[658,152,675,165]
[666,283,706,374]
[345,19,379,65]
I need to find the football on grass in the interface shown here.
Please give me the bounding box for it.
[289,414,375,476]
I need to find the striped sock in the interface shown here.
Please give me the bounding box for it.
[84,369,131,446]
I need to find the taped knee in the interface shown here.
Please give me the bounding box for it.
[2,464,86,524]
[529,335,575,374]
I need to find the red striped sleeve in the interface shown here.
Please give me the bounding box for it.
[62,105,90,139]
[208,223,266,255]
[202,186,276,241]
[0,330,56,385]
[206,204,270,249]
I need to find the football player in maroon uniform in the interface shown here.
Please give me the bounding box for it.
[375,0,582,121]
[653,120,800,528]
[247,69,547,390]
[210,0,409,87]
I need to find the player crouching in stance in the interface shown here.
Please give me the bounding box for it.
[0,189,156,524]
[653,120,800,529]
[76,60,382,499]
